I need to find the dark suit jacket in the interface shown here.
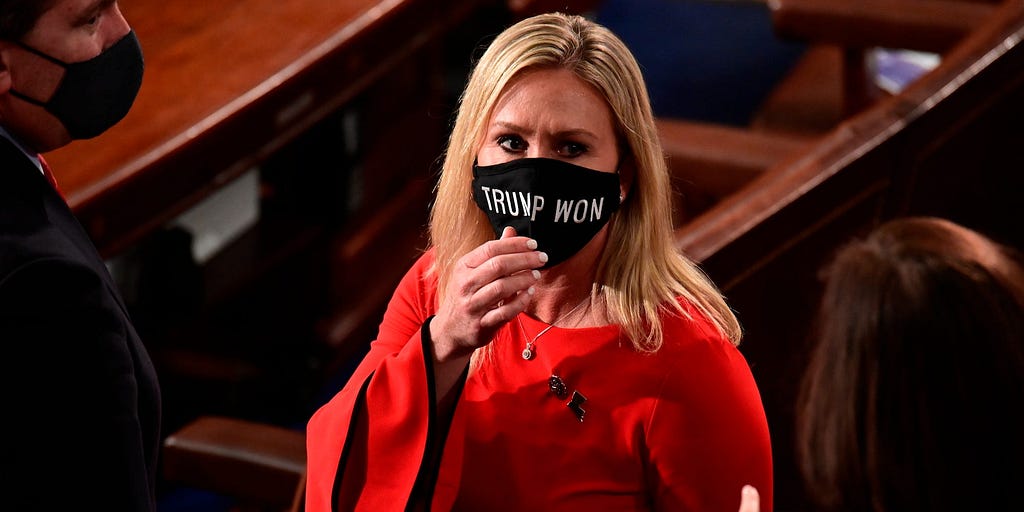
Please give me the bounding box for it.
[0,137,161,511]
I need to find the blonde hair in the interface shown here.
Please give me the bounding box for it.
[430,12,741,350]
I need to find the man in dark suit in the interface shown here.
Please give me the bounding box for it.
[0,1,160,510]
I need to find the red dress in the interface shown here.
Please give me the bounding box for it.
[306,250,773,511]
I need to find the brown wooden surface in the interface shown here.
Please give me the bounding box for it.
[750,44,846,135]
[44,0,485,258]
[771,0,997,53]
[758,0,998,135]
[163,416,306,510]
[657,118,818,224]
[677,1,1024,508]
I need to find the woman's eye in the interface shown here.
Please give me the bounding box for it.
[497,135,526,152]
[560,142,588,157]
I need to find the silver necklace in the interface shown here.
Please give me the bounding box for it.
[517,296,589,361]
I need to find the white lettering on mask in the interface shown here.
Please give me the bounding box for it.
[532,195,545,221]
[554,197,606,223]
[480,186,546,218]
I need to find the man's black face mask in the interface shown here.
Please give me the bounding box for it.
[472,157,621,269]
[11,31,144,139]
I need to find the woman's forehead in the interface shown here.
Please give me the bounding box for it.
[488,68,615,134]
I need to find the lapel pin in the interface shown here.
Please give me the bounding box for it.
[567,390,587,422]
[548,374,568,399]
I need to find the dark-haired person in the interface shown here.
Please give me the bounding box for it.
[0,1,159,509]
[739,216,1024,512]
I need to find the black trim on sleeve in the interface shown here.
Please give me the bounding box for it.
[331,372,373,512]
[407,316,470,511]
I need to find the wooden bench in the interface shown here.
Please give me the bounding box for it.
[762,0,998,127]
[44,0,488,258]
[676,1,1024,508]
[660,0,998,224]
[163,416,306,512]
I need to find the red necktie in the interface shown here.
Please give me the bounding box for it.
[38,154,66,201]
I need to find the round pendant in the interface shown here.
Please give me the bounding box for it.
[522,347,534,360]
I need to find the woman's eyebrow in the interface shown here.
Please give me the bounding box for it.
[491,120,532,134]
[553,128,599,140]
[490,121,598,140]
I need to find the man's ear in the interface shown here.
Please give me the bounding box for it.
[0,42,13,94]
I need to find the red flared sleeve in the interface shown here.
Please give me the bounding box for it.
[305,251,440,512]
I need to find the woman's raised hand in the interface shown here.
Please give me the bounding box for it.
[429,226,545,362]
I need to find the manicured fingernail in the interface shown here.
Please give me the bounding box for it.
[527,286,535,295]
[538,252,548,263]
[526,239,537,250]
[532,270,541,279]
[742,485,757,496]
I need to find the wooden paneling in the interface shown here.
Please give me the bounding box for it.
[45,0,487,258]
[677,1,1024,508]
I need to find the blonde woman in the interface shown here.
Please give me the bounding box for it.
[307,12,772,511]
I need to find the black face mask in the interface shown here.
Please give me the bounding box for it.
[472,158,621,269]
[10,31,144,140]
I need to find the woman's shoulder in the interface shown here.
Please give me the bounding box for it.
[660,297,729,347]
[643,297,746,374]
[642,298,762,414]
[386,247,440,318]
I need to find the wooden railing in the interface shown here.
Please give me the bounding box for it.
[675,1,1024,508]
[45,0,487,258]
